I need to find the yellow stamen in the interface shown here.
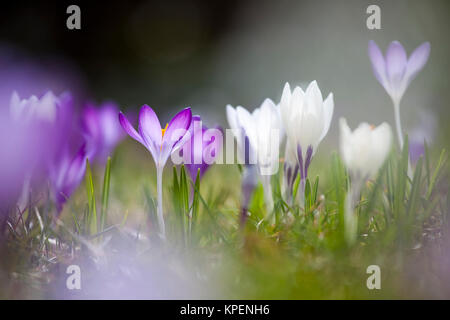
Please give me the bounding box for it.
[161,123,169,137]
[370,124,375,130]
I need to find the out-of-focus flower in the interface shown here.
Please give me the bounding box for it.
[81,102,125,163]
[240,164,259,227]
[368,40,430,105]
[49,144,88,213]
[8,91,75,210]
[119,105,192,239]
[283,138,299,204]
[340,118,392,180]
[181,115,222,183]
[339,118,392,244]
[409,111,436,164]
[280,81,334,197]
[368,40,430,148]
[0,115,39,215]
[226,99,283,214]
[10,91,74,159]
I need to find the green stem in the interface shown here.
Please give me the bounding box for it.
[156,165,166,240]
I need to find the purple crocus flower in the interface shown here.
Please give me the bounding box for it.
[0,114,40,218]
[181,115,222,183]
[8,91,75,210]
[368,40,430,148]
[409,111,436,164]
[81,101,125,163]
[49,144,88,213]
[119,105,192,239]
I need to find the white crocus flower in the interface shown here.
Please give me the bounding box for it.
[226,99,283,216]
[280,81,334,199]
[339,118,392,244]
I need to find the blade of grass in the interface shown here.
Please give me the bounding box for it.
[100,157,112,232]
[85,159,97,236]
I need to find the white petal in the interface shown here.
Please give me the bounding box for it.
[319,92,334,142]
[280,82,292,127]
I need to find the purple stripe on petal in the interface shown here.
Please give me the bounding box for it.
[297,144,304,180]
[292,164,299,187]
[304,145,313,180]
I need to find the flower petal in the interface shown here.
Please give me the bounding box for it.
[160,107,192,165]
[118,112,145,145]
[163,107,192,148]
[319,92,334,142]
[368,40,388,89]
[386,41,407,90]
[305,81,323,116]
[404,42,430,86]
[138,105,162,148]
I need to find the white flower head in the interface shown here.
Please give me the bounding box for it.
[280,81,334,161]
[339,118,392,180]
[226,99,283,176]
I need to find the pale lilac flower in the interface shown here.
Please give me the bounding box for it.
[8,91,75,210]
[49,144,88,213]
[119,105,192,239]
[182,115,223,183]
[0,114,39,215]
[81,102,125,163]
[409,111,436,164]
[368,40,430,148]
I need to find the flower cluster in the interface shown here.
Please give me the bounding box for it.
[0,91,125,220]
[1,39,430,246]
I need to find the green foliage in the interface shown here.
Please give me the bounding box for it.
[2,141,448,299]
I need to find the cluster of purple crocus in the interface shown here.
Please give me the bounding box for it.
[0,90,125,225]
[118,106,223,239]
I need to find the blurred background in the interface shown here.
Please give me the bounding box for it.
[0,0,449,152]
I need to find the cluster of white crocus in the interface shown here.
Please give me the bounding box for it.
[226,79,395,235]
[227,80,334,216]
[227,98,283,214]
[339,118,392,244]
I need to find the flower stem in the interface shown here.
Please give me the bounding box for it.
[393,98,413,177]
[262,174,274,223]
[344,179,362,245]
[393,99,404,149]
[156,165,166,240]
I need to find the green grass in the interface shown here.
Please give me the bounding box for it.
[0,140,448,299]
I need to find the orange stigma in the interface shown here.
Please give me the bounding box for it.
[161,123,169,137]
[370,124,375,130]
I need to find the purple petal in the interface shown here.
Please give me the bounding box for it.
[163,107,192,148]
[100,103,124,146]
[118,112,144,145]
[368,40,388,88]
[56,143,88,211]
[138,105,162,150]
[160,108,192,164]
[404,42,430,86]
[386,41,408,87]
